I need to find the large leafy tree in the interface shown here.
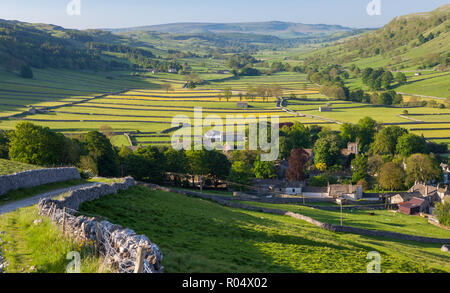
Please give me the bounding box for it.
[378,162,405,191]
[286,148,309,182]
[351,154,368,183]
[84,131,119,177]
[136,146,167,183]
[164,148,189,173]
[370,126,408,155]
[340,123,359,145]
[9,122,71,166]
[396,133,428,157]
[357,117,378,152]
[253,160,276,179]
[405,154,442,185]
[279,122,311,159]
[313,132,342,168]
[228,161,253,185]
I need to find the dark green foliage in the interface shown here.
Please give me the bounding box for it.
[396,134,428,157]
[378,162,405,191]
[8,122,77,167]
[19,64,33,78]
[84,131,119,177]
[351,154,368,183]
[253,160,276,179]
[279,122,311,159]
[395,72,407,85]
[228,161,253,185]
[135,146,167,183]
[313,132,342,167]
[434,198,450,227]
[0,130,9,159]
[370,126,408,155]
[405,154,442,185]
[357,117,378,152]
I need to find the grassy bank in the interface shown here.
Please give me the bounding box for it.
[0,206,102,273]
[79,186,450,273]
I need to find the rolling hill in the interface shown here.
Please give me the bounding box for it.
[305,4,450,71]
[107,21,354,37]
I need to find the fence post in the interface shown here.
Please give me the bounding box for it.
[134,246,145,273]
[95,222,101,257]
[62,207,67,235]
[51,204,56,221]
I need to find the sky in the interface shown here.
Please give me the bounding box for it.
[0,0,448,30]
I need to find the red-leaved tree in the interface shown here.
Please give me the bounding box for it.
[286,148,309,182]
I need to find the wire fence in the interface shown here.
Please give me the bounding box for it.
[40,197,161,273]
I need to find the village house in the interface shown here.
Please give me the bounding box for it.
[389,192,423,204]
[168,68,178,73]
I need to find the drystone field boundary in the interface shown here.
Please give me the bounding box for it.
[140,183,450,245]
[38,178,163,273]
[0,167,81,196]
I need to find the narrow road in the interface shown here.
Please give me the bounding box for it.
[0,183,99,215]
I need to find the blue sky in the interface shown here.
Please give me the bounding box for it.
[0,0,448,29]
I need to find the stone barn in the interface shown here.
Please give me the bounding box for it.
[237,102,248,108]
[398,197,428,215]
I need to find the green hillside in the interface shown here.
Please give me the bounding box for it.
[78,186,450,273]
[305,4,450,71]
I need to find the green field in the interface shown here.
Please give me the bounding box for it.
[78,186,450,273]
[236,201,450,238]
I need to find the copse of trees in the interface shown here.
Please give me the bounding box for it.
[8,122,80,167]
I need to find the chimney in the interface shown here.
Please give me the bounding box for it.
[425,185,428,196]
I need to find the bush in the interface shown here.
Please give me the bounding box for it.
[19,64,33,78]
[434,198,450,227]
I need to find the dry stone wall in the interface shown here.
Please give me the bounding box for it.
[38,177,163,273]
[0,167,81,196]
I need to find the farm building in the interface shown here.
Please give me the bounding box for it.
[253,179,304,195]
[328,184,363,200]
[236,102,249,108]
[398,197,428,215]
[319,106,332,112]
[168,68,178,73]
